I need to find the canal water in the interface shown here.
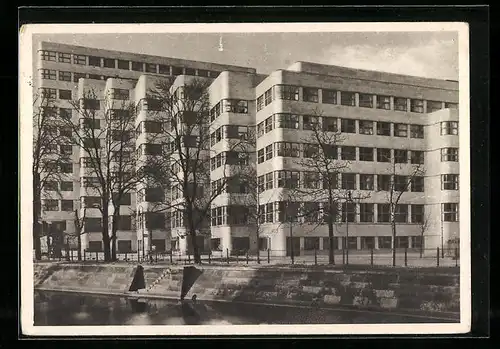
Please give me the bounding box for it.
[34,290,455,326]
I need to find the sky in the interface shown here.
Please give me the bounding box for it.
[32,31,459,80]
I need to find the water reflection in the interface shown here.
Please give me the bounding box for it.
[33,290,454,326]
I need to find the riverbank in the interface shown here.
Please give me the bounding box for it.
[33,262,460,321]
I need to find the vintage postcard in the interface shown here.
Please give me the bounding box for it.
[19,22,471,336]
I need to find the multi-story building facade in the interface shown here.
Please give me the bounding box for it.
[34,41,459,257]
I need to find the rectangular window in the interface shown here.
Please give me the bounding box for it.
[360,203,374,222]
[322,173,338,190]
[102,58,115,68]
[275,142,300,158]
[377,175,391,192]
[171,66,183,75]
[82,118,100,129]
[265,173,273,190]
[358,93,373,108]
[376,95,391,110]
[41,50,56,61]
[185,68,196,76]
[359,120,374,135]
[223,99,249,114]
[361,237,375,249]
[313,117,332,136]
[395,204,408,223]
[360,174,374,191]
[60,145,73,155]
[257,176,264,193]
[359,147,374,161]
[58,71,72,82]
[303,87,319,103]
[60,163,73,173]
[256,95,264,111]
[341,146,356,161]
[303,202,320,223]
[442,174,459,190]
[275,85,299,101]
[143,144,163,156]
[443,203,459,222]
[58,108,72,120]
[376,121,391,136]
[394,97,408,112]
[117,59,129,70]
[378,236,392,248]
[61,181,73,191]
[395,236,409,248]
[88,56,100,67]
[61,200,74,211]
[73,72,86,83]
[304,143,319,158]
[341,202,356,223]
[410,99,424,113]
[394,149,408,164]
[304,237,320,250]
[264,116,273,133]
[303,115,319,130]
[322,237,339,250]
[377,204,390,223]
[426,100,443,113]
[341,119,356,133]
[275,114,299,129]
[111,88,129,100]
[394,123,408,137]
[411,204,424,223]
[257,149,265,164]
[410,124,424,139]
[197,69,209,77]
[117,240,132,253]
[411,176,425,192]
[43,200,59,211]
[394,175,409,192]
[146,63,157,73]
[441,148,459,162]
[276,171,300,189]
[45,181,58,191]
[322,89,337,104]
[145,188,164,202]
[58,52,71,63]
[441,121,459,135]
[73,54,86,65]
[159,64,170,75]
[131,61,144,72]
[410,151,424,165]
[41,69,56,80]
[340,91,355,106]
[144,121,163,133]
[341,173,356,190]
[445,102,458,109]
[263,144,273,161]
[377,148,391,163]
[304,172,320,189]
[59,126,72,138]
[58,89,72,100]
[117,216,132,231]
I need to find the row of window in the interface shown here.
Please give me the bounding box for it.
[210,151,250,170]
[256,84,457,113]
[40,50,220,77]
[258,114,458,138]
[40,69,123,83]
[41,88,72,100]
[210,99,249,120]
[257,144,425,164]
[250,202,459,224]
[256,171,428,192]
[211,206,250,226]
[301,236,424,250]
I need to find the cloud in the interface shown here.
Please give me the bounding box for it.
[321,38,458,80]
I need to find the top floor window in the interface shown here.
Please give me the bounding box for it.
[146,63,157,73]
[41,50,56,61]
[275,85,299,101]
[394,97,408,112]
[358,93,373,108]
[197,69,209,77]
[171,66,183,75]
[185,68,196,76]
[445,102,458,109]
[131,61,144,72]
[117,59,129,70]
[303,87,319,103]
[377,95,391,110]
[322,89,337,104]
[410,99,424,113]
[159,64,170,75]
[340,91,356,106]
[427,100,443,113]
[73,54,86,65]
[103,58,115,68]
[88,56,101,67]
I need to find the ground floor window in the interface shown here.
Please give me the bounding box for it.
[322,237,339,250]
[361,236,375,249]
[304,237,320,250]
[232,237,250,252]
[211,238,221,251]
[378,236,392,249]
[395,236,409,248]
[258,237,268,251]
[170,239,179,251]
[341,237,357,249]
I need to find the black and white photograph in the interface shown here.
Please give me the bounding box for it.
[19,22,471,336]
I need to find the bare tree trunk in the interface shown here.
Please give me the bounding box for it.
[111,213,119,261]
[102,208,111,262]
[391,219,397,267]
[327,219,335,265]
[33,176,42,261]
[77,231,82,261]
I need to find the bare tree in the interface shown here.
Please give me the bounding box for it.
[32,90,71,260]
[144,77,250,264]
[63,87,145,262]
[384,153,424,266]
